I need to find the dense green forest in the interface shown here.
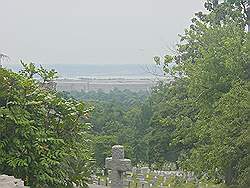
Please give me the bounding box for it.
[0,0,249,187]
[66,89,152,167]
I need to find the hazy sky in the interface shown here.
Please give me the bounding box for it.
[1,0,205,65]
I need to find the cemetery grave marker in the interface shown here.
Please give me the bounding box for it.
[105,145,132,188]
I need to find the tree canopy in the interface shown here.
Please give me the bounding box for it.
[0,63,93,187]
[154,0,249,186]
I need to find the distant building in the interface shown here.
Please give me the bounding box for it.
[40,81,57,91]
[55,78,157,92]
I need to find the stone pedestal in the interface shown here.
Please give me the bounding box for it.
[0,175,29,188]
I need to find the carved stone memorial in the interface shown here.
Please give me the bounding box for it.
[105,145,132,188]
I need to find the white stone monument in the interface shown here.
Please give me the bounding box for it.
[105,145,132,188]
[0,174,29,188]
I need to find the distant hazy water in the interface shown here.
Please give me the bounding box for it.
[5,64,163,79]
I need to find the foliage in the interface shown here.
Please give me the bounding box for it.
[145,80,195,169]
[154,1,249,187]
[0,62,93,187]
[65,89,152,167]
[93,135,116,169]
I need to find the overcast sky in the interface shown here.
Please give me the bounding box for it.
[1,0,205,65]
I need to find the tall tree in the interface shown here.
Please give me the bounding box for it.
[155,1,249,186]
[0,63,93,187]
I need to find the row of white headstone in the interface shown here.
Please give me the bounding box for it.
[93,145,197,188]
